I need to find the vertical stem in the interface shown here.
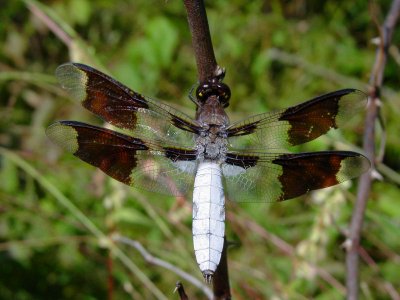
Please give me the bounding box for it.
[346,1,400,299]
[212,238,231,299]
[183,0,219,81]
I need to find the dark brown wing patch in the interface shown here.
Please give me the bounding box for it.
[56,63,149,130]
[223,151,370,203]
[272,151,369,200]
[278,89,348,145]
[46,121,148,185]
[55,63,201,137]
[227,89,367,150]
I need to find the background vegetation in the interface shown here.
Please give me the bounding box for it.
[1,0,399,299]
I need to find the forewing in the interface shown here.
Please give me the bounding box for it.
[222,151,370,203]
[46,121,197,197]
[227,89,367,150]
[55,63,200,147]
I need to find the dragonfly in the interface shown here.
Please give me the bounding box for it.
[46,63,370,283]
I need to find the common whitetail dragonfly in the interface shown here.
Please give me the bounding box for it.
[47,63,370,282]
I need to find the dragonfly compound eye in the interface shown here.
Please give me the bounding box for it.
[196,80,231,107]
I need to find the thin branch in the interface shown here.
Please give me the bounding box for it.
[25,0,103,67]
[212,238,231,300]
[114,235,213,299]
[345,1,400,299]
[175,282,189,300]
[183,0,220,81]
[25,0,72,47]
[376,163,400,185]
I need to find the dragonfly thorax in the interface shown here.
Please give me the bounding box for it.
[196,126,228,161]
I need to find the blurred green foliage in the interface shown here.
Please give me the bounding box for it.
[1,0,400,299]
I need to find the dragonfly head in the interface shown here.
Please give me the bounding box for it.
[196,78,231,108]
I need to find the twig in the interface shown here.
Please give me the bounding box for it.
[114,235,213,299]
[25,0,103,67]
[345,1,400,299]
[212,238,231,300]
[175,282,189,300]
[182,1,231,297]
[25,0,72,47]
[183,0,220,82]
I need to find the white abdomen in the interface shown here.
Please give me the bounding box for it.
[192,161,225,281]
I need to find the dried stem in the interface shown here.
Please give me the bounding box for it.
[183,0,220,82]
[25,0,72,47]
[345,1,400,299]
[212,238,231,299]
[175,282,189,300]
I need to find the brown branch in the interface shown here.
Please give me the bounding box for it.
[183,1,231,297]
[212,238,231,299]
[345,1,400,299]
[175,282,189,300]
[183,0,221,82]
